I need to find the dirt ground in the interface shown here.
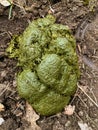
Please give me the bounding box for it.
[0,0,98,130]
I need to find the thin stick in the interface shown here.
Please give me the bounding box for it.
[78,85,98,108]
[77,94,89,108]
[0,84,9,96]
[74,111,83,121]
[89,88,98,103]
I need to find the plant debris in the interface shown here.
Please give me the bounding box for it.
[7,15,80,116]
[23,102,41,130]
[64,105,75,116]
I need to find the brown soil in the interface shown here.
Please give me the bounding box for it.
[0,0,98,130]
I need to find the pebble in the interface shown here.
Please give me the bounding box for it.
[0,117,5,125]
[65,120,71,127]
[78,111,84,117]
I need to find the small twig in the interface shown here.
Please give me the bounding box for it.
[70,87,79,104]
[13,1,26,15]
[78,84,98,108]
[75,18,89,40]
[81,24,88,39]
[0,84,9,96]
[49,6,55,13]
[77,94,89,109]
[91,56,98,59]
[74,111,83,121]
[82,55,98,71]
[89,88,98,104]
[84,111,98,130]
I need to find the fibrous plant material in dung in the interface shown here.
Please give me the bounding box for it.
[7,15,80,116]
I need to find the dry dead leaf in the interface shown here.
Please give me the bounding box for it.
[0,0,13,6]
[0,103,5,112]
[23,102,41,130]
[64,105,75,115]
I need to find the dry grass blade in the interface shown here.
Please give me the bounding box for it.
[78,84,98,108]
[0,84,9,96]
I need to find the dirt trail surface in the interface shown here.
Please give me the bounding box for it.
[0,0,98,130]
